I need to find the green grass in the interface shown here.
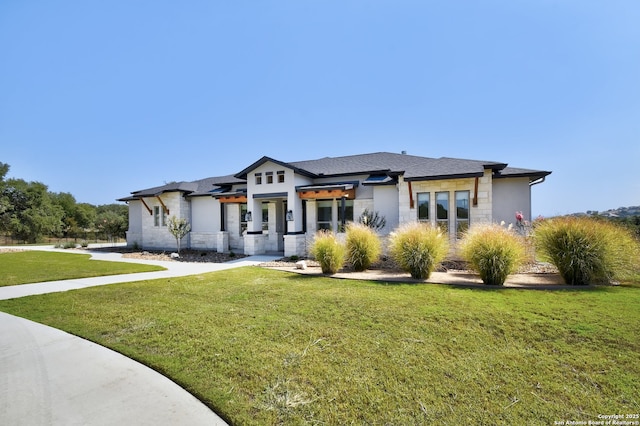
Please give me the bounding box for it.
[0,268,638,425]
[0,251,165,286]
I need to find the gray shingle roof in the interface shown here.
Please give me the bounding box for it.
[288,152,510,180]
[118,174,245,201]
[119,152,551,201]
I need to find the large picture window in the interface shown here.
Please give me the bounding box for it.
[316,199,354,231]
[417,192,429,221]
[436,192,449,233]
[455,191,470,238]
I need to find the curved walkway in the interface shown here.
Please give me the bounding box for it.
[0,245,281,426]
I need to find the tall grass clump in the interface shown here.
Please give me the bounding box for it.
[535,216,640,285]
[310,230,346,275]
[389,222,449,279]
[460,223,526,285]
[345,223,382,272]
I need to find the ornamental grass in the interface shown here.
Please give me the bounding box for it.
[534,216,640,285]
[310,230,346,275]
[345,223,382,272]
[459,223,526,285]
[389,222,449,279]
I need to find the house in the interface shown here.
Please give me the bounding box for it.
[118,152,551,256]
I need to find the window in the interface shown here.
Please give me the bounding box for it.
[436,192,449,233]
[277,170,285,183]
[455,191,470,238]
[337,199,354,232]
[255,173,262,185]
[417,192,430,221]
[153,206,166,227]
[317,200,333,230]
[266,171,273,184]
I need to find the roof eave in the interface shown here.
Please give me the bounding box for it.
[404,172,485,182]
[234,156,317,179]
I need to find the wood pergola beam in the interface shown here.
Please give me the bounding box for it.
[218,195,248,203]
[298,188,356,200]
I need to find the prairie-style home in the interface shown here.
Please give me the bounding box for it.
[118,152,550,257]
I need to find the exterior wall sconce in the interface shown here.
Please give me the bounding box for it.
[245,211,252,222]
[286,210,294,221]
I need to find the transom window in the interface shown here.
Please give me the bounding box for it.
[266,171,273,184]
[277,170,285,183]
[255,173,262,185]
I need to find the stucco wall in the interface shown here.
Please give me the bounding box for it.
[125,200,143,247]
[372,185,399,234]
[492,177,531,225]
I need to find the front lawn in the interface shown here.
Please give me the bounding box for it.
[0,267,638,425]
[0,251,165,286]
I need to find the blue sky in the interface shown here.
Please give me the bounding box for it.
[1,1,638,217]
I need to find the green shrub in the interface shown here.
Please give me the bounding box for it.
[534,216,640,285]
[63,241,77,249]
[460,223,526,285]
[310,231,346,275]
[345,223,382,272]
[389,222,449,279]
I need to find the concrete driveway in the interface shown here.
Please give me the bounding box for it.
[0,246,281,425]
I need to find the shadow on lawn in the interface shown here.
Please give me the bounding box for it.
[278,269,621,292]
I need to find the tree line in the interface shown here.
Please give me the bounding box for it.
[0,162,128,244]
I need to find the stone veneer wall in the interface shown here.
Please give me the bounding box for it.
[398,171,493,233]
[139,192,190,250]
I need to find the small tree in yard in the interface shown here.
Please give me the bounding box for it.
[167,216,191,254]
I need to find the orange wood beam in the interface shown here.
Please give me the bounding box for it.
[218,195,248,203]
[156,196,169,215]
[298,188,356,200]
[140,198,152,215]
[408,181,414,209]
[473,177,479,207]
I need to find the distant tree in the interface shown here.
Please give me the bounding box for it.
[75,203,97,235]
[167,216,191,254]
[0,163,11,234]
[4,179,64,243]
[96,210,127,242]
